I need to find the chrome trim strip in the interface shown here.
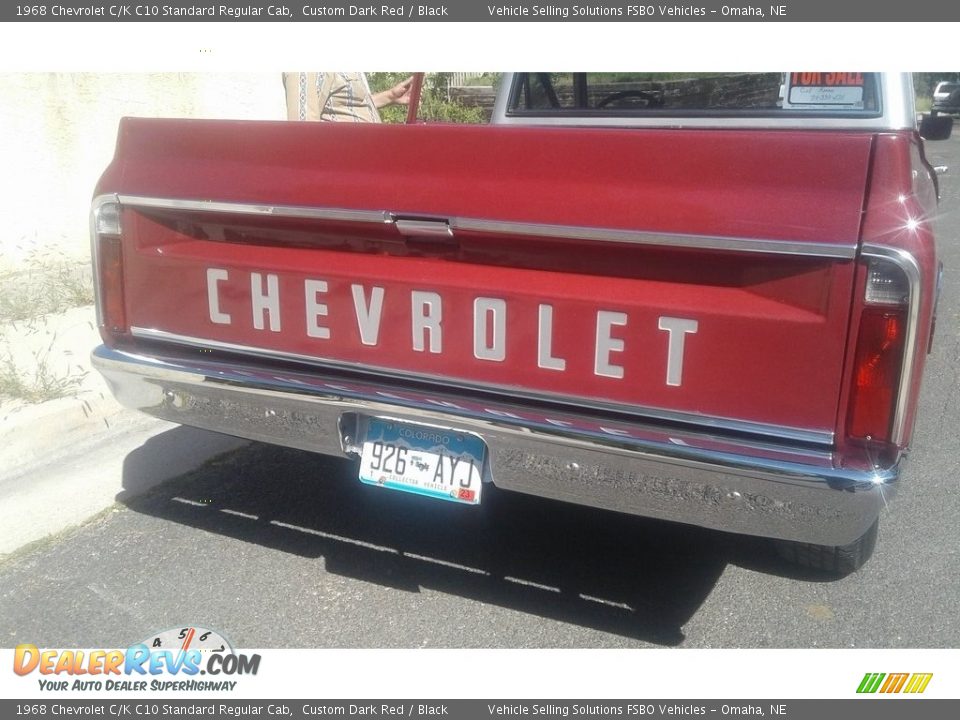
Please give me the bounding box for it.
[115,194,856,259]
[129,326,835,447]
[93,344,896,546]
[452,218,857,259]
[116,194,393,226]
[861,245,923,446]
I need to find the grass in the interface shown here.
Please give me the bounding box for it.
[0,253,94,405]
[0,342,88,405]
[0,256,94,323]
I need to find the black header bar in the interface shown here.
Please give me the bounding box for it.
[4,0,960,22]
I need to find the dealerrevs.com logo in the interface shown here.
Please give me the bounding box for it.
[857,672,933,694]
[12,627,260,692]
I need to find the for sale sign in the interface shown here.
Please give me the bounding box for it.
[784,72,867,109]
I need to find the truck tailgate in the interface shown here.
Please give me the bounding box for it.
[100,119,873,440]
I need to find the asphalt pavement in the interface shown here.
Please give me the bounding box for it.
[1,129,958,650]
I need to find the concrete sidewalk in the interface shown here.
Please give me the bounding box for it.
[0,306,246,558]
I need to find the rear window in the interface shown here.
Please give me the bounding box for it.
[507,72,882,117]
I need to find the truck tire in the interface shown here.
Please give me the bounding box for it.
[773,519,879,576]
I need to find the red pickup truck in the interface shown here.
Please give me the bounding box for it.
[91,72,949,575]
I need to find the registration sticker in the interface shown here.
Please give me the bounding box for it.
[784,72,865,109]
[359,419,485,505]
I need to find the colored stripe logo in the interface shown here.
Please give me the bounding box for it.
[857,672,933,694]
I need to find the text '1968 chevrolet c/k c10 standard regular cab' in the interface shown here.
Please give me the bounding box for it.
[91,72,950,575]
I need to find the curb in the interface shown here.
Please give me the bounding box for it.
[1,306,248,557]
[0,388,127,477]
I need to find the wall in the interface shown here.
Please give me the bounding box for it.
[0,73,285,273]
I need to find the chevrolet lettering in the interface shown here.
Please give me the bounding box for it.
[203,270,698,390]
[91,72,949,574]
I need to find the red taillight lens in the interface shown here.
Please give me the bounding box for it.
[847,307,906,442]
[91,199,127,340]
[97,236,127,337]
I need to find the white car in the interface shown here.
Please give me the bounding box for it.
[933,80,960,115]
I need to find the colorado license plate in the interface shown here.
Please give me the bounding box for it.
[358,419,485,505]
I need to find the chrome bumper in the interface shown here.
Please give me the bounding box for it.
[92,345,897,546]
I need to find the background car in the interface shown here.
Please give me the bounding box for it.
[933,80,960,115]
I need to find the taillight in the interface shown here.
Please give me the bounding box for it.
[846,258,910,448]
[91,197,127,340]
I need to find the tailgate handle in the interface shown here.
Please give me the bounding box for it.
[394,218,454,240]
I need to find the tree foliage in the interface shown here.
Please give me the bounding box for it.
[367,72,487,124]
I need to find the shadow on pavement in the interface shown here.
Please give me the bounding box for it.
[119,434,809,647]
[114,425,246,502]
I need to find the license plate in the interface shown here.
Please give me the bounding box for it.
[358,419,485,505]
